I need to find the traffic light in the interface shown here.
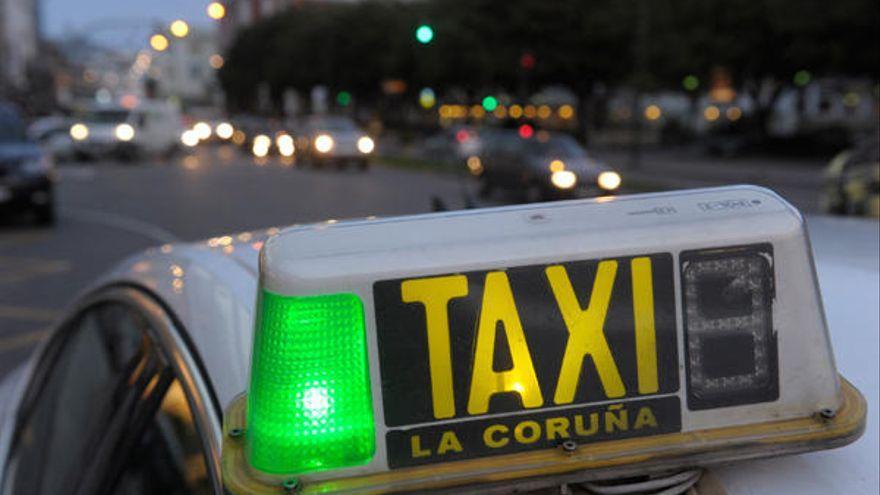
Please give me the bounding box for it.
[415,24,434,44]
[481,96,498,112]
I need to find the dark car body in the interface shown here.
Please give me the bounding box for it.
[476,130,618,201]
[0,103,55,225]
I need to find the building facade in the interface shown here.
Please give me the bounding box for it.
[0,0,40,91]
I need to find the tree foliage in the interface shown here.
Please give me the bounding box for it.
[219,0,879,112]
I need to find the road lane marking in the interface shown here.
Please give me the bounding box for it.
[0,328,51,353]
[0,231,51,249]
[0,305,61,323]
[0,256,71,284]
[64,207,179,244]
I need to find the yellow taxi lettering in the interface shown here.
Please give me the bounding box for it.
[631,257,659,394]
[410,435,431,458]
[574,412,599,436]
[402,275,469,419]
[513,420,541,444]
[437,430,463,454]
[604,404,628,433]
[467,271,543,415]
[633,406,659,430]
[546,262,625,404]
[483,424,510,448]
[545,417,570,441]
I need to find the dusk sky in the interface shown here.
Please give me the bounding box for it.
[43,0,212,48]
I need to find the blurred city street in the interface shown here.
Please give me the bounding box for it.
[0,147,471,377]
[0,142,837,380]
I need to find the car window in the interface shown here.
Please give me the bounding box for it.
[1,301,214,495]
[82,110,130,124]
[308,116,356,132]
[111,381,212,495]
[2,304,147,495]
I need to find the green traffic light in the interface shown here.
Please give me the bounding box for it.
[336,91,352,107]
[482,95,498,112]
[793,70,811,87]
[415,24,434,44]
[682,75,700,92]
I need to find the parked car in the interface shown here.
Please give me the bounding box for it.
[0,102,55,225]
[822,135,880,218]
[69,101,183,161]
[476,130,622,201]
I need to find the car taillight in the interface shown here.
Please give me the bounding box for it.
[681,244,778,410]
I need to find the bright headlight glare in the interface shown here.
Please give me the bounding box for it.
[181,130,199,147]
[253,145,269,158]
[357,136,375,154]
[115,123,135,142]
[551,170,577,190]
[254,135,272,148]
[277,134,295,157]
[216,122,234,140]
[253,134,272,157]
[598,171,622,191]
[70,123,89,141]
[314,134,334,154]
[194,122,212,140]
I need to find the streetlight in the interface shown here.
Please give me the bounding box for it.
[170,19,190,38]
[207,2,226,20]
[150,34,169,52]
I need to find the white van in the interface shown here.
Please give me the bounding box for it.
[69,101,183,161]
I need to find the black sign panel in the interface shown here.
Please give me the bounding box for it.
[374,252,679,449]
[386,396,681,468]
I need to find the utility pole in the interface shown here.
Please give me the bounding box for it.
[630,0,649,171]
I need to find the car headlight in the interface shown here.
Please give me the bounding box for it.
[277,134,295,157]
[115,123,136,142]
[216,122,235,140]
[253,135,272,158]
[194,122,212,141]
[357,136,375,154]
[550,170,577,189]
[314,134,334,154]
[181,130,199,147]
[70,123,89,141]
[598,171,622,191]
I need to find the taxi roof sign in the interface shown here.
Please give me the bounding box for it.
[223,186,865,494]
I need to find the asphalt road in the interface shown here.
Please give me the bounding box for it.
[0,146,472,379]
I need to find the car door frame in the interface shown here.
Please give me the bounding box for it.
[1,284,223,494]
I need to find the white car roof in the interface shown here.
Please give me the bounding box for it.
[99,215,878,494]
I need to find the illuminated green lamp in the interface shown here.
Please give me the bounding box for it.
[415,24,434,44]
[245,291,375,475]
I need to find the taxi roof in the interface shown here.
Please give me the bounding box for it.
[80,209,880,494]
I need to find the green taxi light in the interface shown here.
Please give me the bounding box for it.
[245,291,375,475]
